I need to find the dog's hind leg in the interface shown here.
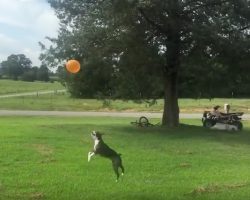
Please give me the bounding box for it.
[120,164,125,176]
[118,156,124,176]
[112,161,120,182]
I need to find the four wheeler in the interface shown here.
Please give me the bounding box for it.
[202,111,244,131]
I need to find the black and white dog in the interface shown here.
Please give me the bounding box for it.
[88,131,124,181]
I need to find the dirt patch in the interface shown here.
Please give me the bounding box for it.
[190,184,221,194]
[176,150,194,155]
[40,158,57,164]
[30,192,44,200]
[187,182,249,195]
[179,162,192,168]
[32,144,53,157]
[225,183,249,189]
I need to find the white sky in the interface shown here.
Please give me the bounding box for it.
[0,0,59,67]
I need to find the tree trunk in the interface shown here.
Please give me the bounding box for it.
[138,0,181,127]
[162,72,179,127]
[162,32,180,127]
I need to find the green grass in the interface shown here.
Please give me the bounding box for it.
[0,80,64,95]
[1,116,250,200]
[0,79,249,113]
[0,93,250,113]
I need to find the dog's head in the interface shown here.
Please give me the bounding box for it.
[91,131,103,141]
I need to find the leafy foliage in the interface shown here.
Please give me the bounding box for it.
[1,54,32,80]
[42,0,250,126]
[0,54,51,82]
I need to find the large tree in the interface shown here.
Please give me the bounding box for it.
[1,54,32,80]
[42,0,250,127]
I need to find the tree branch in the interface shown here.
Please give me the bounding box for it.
[239,25,250,32]
[183,0,229,14]
[227,24,250,35]
[137,8,168,36]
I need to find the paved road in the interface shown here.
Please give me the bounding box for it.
[0,110,195,118]
[0,89,66,98]
[0,110,249,119]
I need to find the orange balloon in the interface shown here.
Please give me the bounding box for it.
[66,59,81,73]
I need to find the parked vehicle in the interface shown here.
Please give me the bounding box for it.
[202,111,244,130]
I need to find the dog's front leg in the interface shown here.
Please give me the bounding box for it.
[88,151,95,162]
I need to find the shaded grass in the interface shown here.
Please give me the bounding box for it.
[1,116,250,199]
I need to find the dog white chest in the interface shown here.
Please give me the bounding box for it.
[94,139,100,151]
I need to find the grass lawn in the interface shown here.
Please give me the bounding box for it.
[1,116,250,200]
[0,93,250,114]
[0,79,250,113]
[0,80,64,95]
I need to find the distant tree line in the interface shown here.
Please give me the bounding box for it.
[0,54,51,82]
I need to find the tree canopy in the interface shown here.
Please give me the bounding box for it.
[1,54,32,80]
[42,0,250,127]
[0,54,51,82]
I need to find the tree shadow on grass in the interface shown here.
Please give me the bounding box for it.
[110,121,250,146]
[39,119,250,147]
